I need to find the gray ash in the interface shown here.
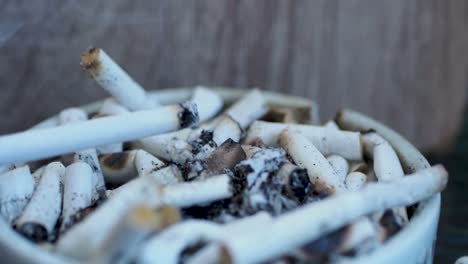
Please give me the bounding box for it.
[190,130,216,156]
[179,102,200,129]
[288,168,312,202]
[180,160,207,181]
[16,222,48,243]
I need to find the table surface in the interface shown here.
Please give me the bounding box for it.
[430,108,468,264]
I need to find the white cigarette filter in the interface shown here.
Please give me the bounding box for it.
[137,131,194,164]
[345,172,367,192]
[0,166,35,225]
[327,155,349,183]
[81,48,158,111]
[225,89,268,129]
[0,103,199,165]
[74,148,106,201]
[279,129,345,194]
[99,150,138,185]
[16,162,65,242]
[92,204,181,264]
[222,165,448,263]
[32,166,45,185]
[56,175,163,260]
[58,108,88,125]
[212,115,243,145]
[245,121,363,161]
[60,162,94,233]
[191,86,223,123]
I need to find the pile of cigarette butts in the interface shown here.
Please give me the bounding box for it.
[0,48,448,264]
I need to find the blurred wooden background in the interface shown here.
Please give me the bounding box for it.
[0,0,467,153]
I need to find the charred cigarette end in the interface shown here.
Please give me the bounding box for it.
[17,222,48,243]
[99,151,132,171]
[179,102,200,129]
[206,139,247,172]
[80,47,101,76]
[379,210,403,241]
[288,168,312,202]
[333,110,345,125]
[302,225,351,255]
[156,206,181,228]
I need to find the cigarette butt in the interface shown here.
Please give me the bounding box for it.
[345,172,367,191]
[60,162,94,233]
[327,155,349,183]
[16,162,65,242]
[58,108,88,125]
[225,89,268,129]
[213,115,243,145]
[222,165,448,263]
[275,162,312,202]
[0,103,199,165]
[240,145,262,159]
[81,47,159,110]
[134,150,166,176]
[0,166,35,225]
[324,120,340,130]
[279,129,345,194]
[74,148,106,202]
[246,121,363,161]
[262,105,311,124]
[99,150,138,185]
[137,130,194,165]
[191,86,223,123]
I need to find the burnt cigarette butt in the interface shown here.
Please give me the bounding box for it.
[206,139,247,173]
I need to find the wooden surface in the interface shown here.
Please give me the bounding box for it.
[0,0,467,152]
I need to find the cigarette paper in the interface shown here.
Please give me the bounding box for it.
[206,139,246,173]
[60,162,94,233]
[75,148,106,201]
[99,150,138,185]
[279,129,345,194]
[92,204,180,264]
[245,121,363,160]
[225,89,268,130]
[81,48,158,110]
[134,150,166,176]
[137,130,194,164]
[56,175,162,260]
[345,172,367,192]
[98,98,130,116]
[191,86,223,123]
[16,162,65,242]
[0,166,35,225]
[0,103,199,164]
[241,145,262,159]
[327,155,349,183]
[58,108,88,125]
[222,165,447,263]
[335,109,430,173]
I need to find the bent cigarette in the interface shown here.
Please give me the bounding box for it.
[16,162,65,242]
[99,150,138,185]
[279,129,345,194]
[81,48,158,110]
[362,132,408,222]
[225,89,268,130]
[75,148,106,201]
[345,172,367,192]
[245,121,363,160]
[0,103,199,164]
[327,155,349,183]
[0,166,35,225]
[92,204,180,264]
[60,162,94,233]
[222,165,448,263]
[191,86,223,123]
[56,175,162,260]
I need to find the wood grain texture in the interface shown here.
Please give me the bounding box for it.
[0,0,467,152]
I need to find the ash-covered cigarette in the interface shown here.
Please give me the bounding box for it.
[0,166,35,225]
[81,48,158,111]
[60,162,94,233]
[137,130,195,164]
[75,148,106,201]
[16,162,65,242]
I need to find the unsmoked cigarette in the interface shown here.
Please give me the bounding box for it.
[16,162,65,242]
[0,103,199,164]
[279,129,345,194]
[245,121,363,160]
[222,165,448,263]
[81,48,158,110]
[0,166,35,225]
